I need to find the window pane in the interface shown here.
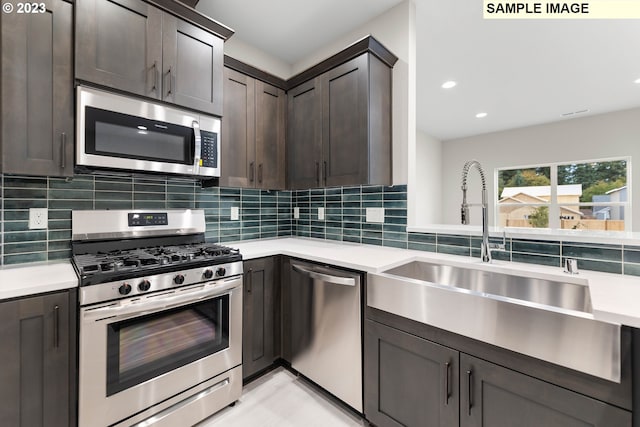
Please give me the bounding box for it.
[498,167,552,201]
[559,205,626,231]
[558,160,627,203]
[498,204,549,228]
[498,167,551,228]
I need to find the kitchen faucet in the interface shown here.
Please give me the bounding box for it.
[461,160,492,262]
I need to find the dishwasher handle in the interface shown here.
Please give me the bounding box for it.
[291,263,357,286]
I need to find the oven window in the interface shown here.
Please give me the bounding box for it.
[106,295,229,396]
[85,107,193,165]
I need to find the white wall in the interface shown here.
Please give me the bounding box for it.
[436,107,640,230]
[415,130,442,224]
[223,37,292,80]
[291,0,416,185]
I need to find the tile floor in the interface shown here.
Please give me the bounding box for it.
[197,367,365,427]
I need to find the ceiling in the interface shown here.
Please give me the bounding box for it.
[197,0,640,141]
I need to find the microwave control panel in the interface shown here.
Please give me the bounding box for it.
[200,131,218,168]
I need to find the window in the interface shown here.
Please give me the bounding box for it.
[496,158,630,232]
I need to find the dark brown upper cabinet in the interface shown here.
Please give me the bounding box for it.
[221,66,286,189]
[76,0,225,116]
[287,37,396,189]
[1,0,74,177]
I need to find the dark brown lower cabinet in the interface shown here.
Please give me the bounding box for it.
[365,318,631,427]
[0,290,75,427]
[461,353,631,427]
[243,257,280,379]
[365,320,459,427]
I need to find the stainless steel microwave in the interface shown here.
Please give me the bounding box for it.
[77,86,220,178]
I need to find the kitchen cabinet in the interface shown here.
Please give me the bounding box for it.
[1,0,74,177]
[364,316,632,427]
[460,353,631,427]
[243,257,280,380]
[0,290,76,427]
[221,66,286,189]
[76,0,224,116]
[287,51,393,189]
[364,319,459,427]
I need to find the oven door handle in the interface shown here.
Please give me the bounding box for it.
[83,277,241,322]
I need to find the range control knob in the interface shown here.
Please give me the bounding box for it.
[174,274,185,285]
[138,279,151,292]
[119,283,132,295]
[216,267,227,277]
[203,269,214,279]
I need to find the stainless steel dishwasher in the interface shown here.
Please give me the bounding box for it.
[289,260,362,412]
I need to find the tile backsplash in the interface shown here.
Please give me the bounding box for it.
[0,173,291,265]
[1,174,639,277]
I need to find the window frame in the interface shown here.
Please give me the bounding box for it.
[495,156,631,232]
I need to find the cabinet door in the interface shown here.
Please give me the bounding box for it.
[460,353,631,427]
[75,0,162,98]
[1,0,73,177]
[221,68,256,187]
[287,78,322,189]
[243,257,279,379]
[162,14,223,116]
[321,54,368,187]
[364,320,459,427]
[255,81,286,190]
[0,292,71,427]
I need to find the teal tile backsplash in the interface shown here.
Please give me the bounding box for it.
[0,173,291,265]
[0,174,638,278]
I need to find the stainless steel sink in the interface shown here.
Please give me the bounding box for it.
[383,260,592,313]
[368,260,621,382]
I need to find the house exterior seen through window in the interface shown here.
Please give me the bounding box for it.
[497,159,630,232]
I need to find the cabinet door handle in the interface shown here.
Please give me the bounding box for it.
[246,268,253,293]
[53,305,60,348]
[258,164,263,183]
[323,161,327,186]
[151,61,158,92]
[166,67,173,96]
[250,162,255,182]
[467,369,473,415]
[315,162,320,186]
[444,361,451,405]
[60,133,66,169]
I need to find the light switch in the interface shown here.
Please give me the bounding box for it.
[230,206,240,221]
[317,207,325,221]
[366,207,385,223]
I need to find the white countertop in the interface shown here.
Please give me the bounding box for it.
[2,237,639,329]
[233,237,640,328]
[0,261,78,300]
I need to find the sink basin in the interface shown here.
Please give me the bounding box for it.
[383,260,592,313]
[368,259,621,382]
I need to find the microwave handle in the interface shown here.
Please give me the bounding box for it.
[192,120,202,174]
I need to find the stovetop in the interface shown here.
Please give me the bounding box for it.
[73,242,241,286]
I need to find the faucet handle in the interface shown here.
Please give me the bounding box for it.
[564,258,579,274]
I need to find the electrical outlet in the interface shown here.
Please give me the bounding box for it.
[230,206,240,221]
[317,207,325,221]
[366,207,385,223]
[29,208,48,229]
[293,207,300,219]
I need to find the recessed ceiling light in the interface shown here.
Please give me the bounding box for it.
[635,78,640,84]
[441,80,457,89]
[475,112,488,118]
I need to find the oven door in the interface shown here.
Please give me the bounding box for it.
[78,277,241,427]
[77,85,220,177]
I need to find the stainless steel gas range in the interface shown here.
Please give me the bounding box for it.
[71,209,242,427]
